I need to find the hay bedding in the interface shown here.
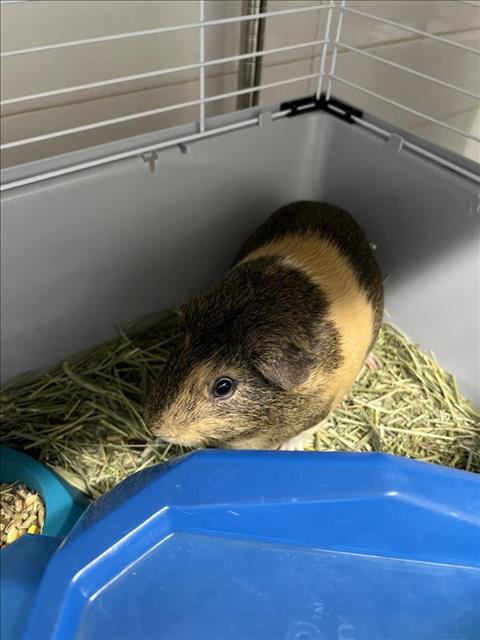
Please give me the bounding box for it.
[1,316,479,499]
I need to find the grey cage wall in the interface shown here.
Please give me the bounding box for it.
[1,1,479,406]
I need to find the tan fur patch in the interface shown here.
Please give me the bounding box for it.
[159,362,212,442]
[181,418,220,447]
[239,235,375,407]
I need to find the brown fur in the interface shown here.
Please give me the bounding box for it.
[239,236,374,410]
[144,201,384,449]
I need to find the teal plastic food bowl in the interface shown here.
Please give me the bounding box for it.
[0,445,89,538]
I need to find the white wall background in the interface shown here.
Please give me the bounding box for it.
[1,0,479,167]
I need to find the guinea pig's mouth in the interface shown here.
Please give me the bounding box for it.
[155,434,210,449]
[156,435,178,445]
[149,418,215,449]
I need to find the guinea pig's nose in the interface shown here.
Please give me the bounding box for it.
[152,421,179,443]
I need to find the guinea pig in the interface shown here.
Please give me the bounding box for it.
[144,201,383,450]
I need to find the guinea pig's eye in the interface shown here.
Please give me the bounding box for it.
[213,377,236,399]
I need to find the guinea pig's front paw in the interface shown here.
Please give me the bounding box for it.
[279,431,311,451]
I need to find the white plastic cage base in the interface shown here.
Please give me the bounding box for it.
[1,106,479,407]
[1,0,479,406]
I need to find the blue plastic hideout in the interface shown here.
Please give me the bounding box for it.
[3,450,480,640]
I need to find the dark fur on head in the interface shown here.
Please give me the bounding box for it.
[144,256,340,449]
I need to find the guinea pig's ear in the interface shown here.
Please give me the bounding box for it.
[176,301,188,320]
[252,340,316,391]
[175,305,194,347]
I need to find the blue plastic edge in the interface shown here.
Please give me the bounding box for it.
[20,450,480,640]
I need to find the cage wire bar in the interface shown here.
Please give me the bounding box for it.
[326,0,345,101]
[237,0,268,109]
[315,0,334,100]
[199,0,205,133]
[0,4,330,56]
[0,39,328,107]
[0,0,479,192]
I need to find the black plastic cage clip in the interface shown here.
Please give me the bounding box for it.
[280,93,363,123]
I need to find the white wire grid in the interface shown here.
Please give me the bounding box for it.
[0,0,479,191]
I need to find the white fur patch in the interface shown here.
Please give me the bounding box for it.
[280,423,322,451]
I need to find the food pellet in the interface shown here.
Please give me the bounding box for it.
[0,483,45,548]
[6,526,21,545]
